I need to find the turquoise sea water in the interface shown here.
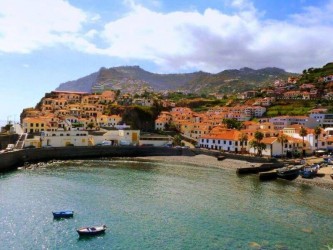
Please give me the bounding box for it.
[0,159,332,250]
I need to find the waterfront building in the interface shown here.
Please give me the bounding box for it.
[139,133,172,146]
[91,129,140,146]
[199,130,245,152]
[22,117,46,133]
[40,130,90,147]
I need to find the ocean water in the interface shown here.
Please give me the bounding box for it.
[0,159,332,250]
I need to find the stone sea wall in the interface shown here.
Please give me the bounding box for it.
[191,148,277,163]
[0,146,184,172]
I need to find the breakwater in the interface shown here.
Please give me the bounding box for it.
[191,148,278,163]
[0,146,185,172]
[0,147,279,173]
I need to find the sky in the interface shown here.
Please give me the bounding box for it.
[1,0,333,124]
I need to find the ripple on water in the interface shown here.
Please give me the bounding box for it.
[1,159,333,249]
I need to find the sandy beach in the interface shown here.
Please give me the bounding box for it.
[136,154,333,190]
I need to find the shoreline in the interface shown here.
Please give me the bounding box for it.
[136,154,333,190]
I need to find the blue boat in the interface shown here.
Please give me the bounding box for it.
[52,210,74,219]
[300,164,319,179]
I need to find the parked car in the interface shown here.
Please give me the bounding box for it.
[119,140,131,146]
[24,145,36,149]
[101,141,112,146]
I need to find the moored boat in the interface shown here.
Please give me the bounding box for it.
[299,164,319,179]
[276,165,302,181]
[52,210,74,219]
[77,225,107,236]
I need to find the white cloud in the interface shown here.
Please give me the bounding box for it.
[0,0,88,53]
[1,0,333,73]
[81,1,332,72]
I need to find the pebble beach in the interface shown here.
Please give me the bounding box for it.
[137,154,333,190]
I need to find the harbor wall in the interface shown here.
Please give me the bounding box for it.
[0,146,184,172]
[191,148,277,163]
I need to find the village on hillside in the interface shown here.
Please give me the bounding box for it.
[2,73,333,158]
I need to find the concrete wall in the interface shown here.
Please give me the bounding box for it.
[0,146,184,172]
[191,148,277,163]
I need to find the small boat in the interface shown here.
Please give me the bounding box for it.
[77,225,107,236]
[276,165,302,181]
[52,210,74,219]
[299,164,319,179]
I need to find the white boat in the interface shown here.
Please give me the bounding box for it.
[76,225,107,236]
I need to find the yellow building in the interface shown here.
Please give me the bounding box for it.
[22,117,47,133]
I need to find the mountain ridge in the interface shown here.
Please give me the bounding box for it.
[55,66,297,94]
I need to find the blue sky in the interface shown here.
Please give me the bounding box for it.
[1,0,333,124]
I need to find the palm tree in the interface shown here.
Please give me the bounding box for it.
[254,131,264,142]
[314,126,322,151]
[299,126,308,156]
[249,140,258,156]
[277,133,288,158]
[238,132,248,154]
[251,131,265,157]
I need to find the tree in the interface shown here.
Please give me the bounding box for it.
[249,140,258,155]
[238,132,248,153]
[256,142,267,157]
[87,122,94,130]
[254,131,264,142]
[299,126,308,156]
[314,126,322,150]
[173,134,182,146]
[249,140,266,157]
[277,133,288,158]
[222,118,244,130]
[250,131,265,156]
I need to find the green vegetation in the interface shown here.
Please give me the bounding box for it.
[121,106,154,131]
[299,62,333,84]
[222,118,244,130]
[266,100,317,116]
[177,98,228,112]
[167,92,200,102]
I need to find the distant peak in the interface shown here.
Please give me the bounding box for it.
[239,67,254,71]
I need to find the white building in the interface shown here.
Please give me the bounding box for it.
[309,114,333,128]
[199,130,245,152]
[40,130,89,147]
[139,134,172,146]
[92,129,140,146]
[269,116,319,130]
